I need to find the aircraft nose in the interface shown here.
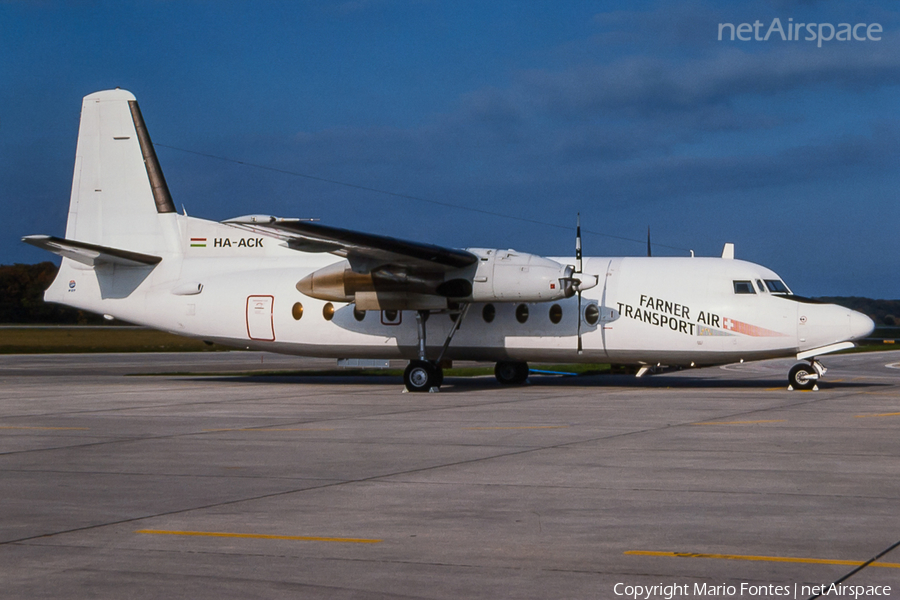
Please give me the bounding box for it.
[849,310,875,341]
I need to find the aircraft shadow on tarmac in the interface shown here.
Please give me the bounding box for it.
[181,373,888,392]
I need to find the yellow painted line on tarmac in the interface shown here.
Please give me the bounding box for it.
[693,420,785,426]
[854,412,900,418]
[625,550,900,569]
[136,529,381,544]
[203,428,335,432]
[0,426,88,431]
[464,425,569,430]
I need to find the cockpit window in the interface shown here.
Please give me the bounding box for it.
[733,280,755,294]
[764,279,790,294]
[756,280,766,292]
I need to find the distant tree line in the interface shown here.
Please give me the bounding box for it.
[1,262,898,326]
[816,297,898,327]
[0,262,106,324]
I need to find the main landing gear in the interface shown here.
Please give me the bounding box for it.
[403,307,468,393]
[403,360,443,392]
[402,307,533,391]
[788,359,825,391]
[494,361,529,385]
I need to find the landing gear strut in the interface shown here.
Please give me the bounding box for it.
[403,310,441,393]
[788,360,825,391]
[403,306,467,393]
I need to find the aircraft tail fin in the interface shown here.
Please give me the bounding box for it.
[62,89,180,257]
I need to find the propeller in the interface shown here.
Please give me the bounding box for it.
[576,214,583,354]
[647,226,652,257]
[566,214,600,354]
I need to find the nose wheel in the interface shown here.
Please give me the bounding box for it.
[788,360,824,391]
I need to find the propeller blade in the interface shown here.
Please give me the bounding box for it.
[576,213,583,354]
[647,226,651,257]
[577,290,583,354]
[575,213,582,274]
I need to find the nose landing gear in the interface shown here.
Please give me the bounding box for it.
[788,360,825,391]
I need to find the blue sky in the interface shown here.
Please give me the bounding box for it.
[2,0,898,298]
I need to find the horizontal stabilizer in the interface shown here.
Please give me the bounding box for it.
[22,235,162,267]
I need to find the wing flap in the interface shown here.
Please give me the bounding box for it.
[22,235,162,267]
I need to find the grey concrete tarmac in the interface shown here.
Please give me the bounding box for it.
[1,351,899,599]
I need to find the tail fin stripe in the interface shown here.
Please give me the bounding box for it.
[128,100,176,214]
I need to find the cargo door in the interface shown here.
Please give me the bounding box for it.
[246,295,275,341]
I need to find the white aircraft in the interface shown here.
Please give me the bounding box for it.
[24,89,875,392]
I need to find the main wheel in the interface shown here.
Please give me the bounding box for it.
[494,361,529,385]
[404,360,441,392]
[788,363,817,390]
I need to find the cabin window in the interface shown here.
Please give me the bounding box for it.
[733,280,755,294]
[765,279,791,294]
[291,302,304,320]
[323,302,335,320]
[482,303,496,323]
[353,307,366,321]
[549,304,563,324]
[515,304,529,323]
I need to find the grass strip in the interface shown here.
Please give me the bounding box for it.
[0,327,228,353]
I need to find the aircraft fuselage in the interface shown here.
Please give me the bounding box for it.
[44,214,870,369]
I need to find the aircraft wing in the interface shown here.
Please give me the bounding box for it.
[225,216,478,272]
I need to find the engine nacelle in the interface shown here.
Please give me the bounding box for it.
[295,249,581,310]
[296,261,448,302]
[466,248,574,302]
